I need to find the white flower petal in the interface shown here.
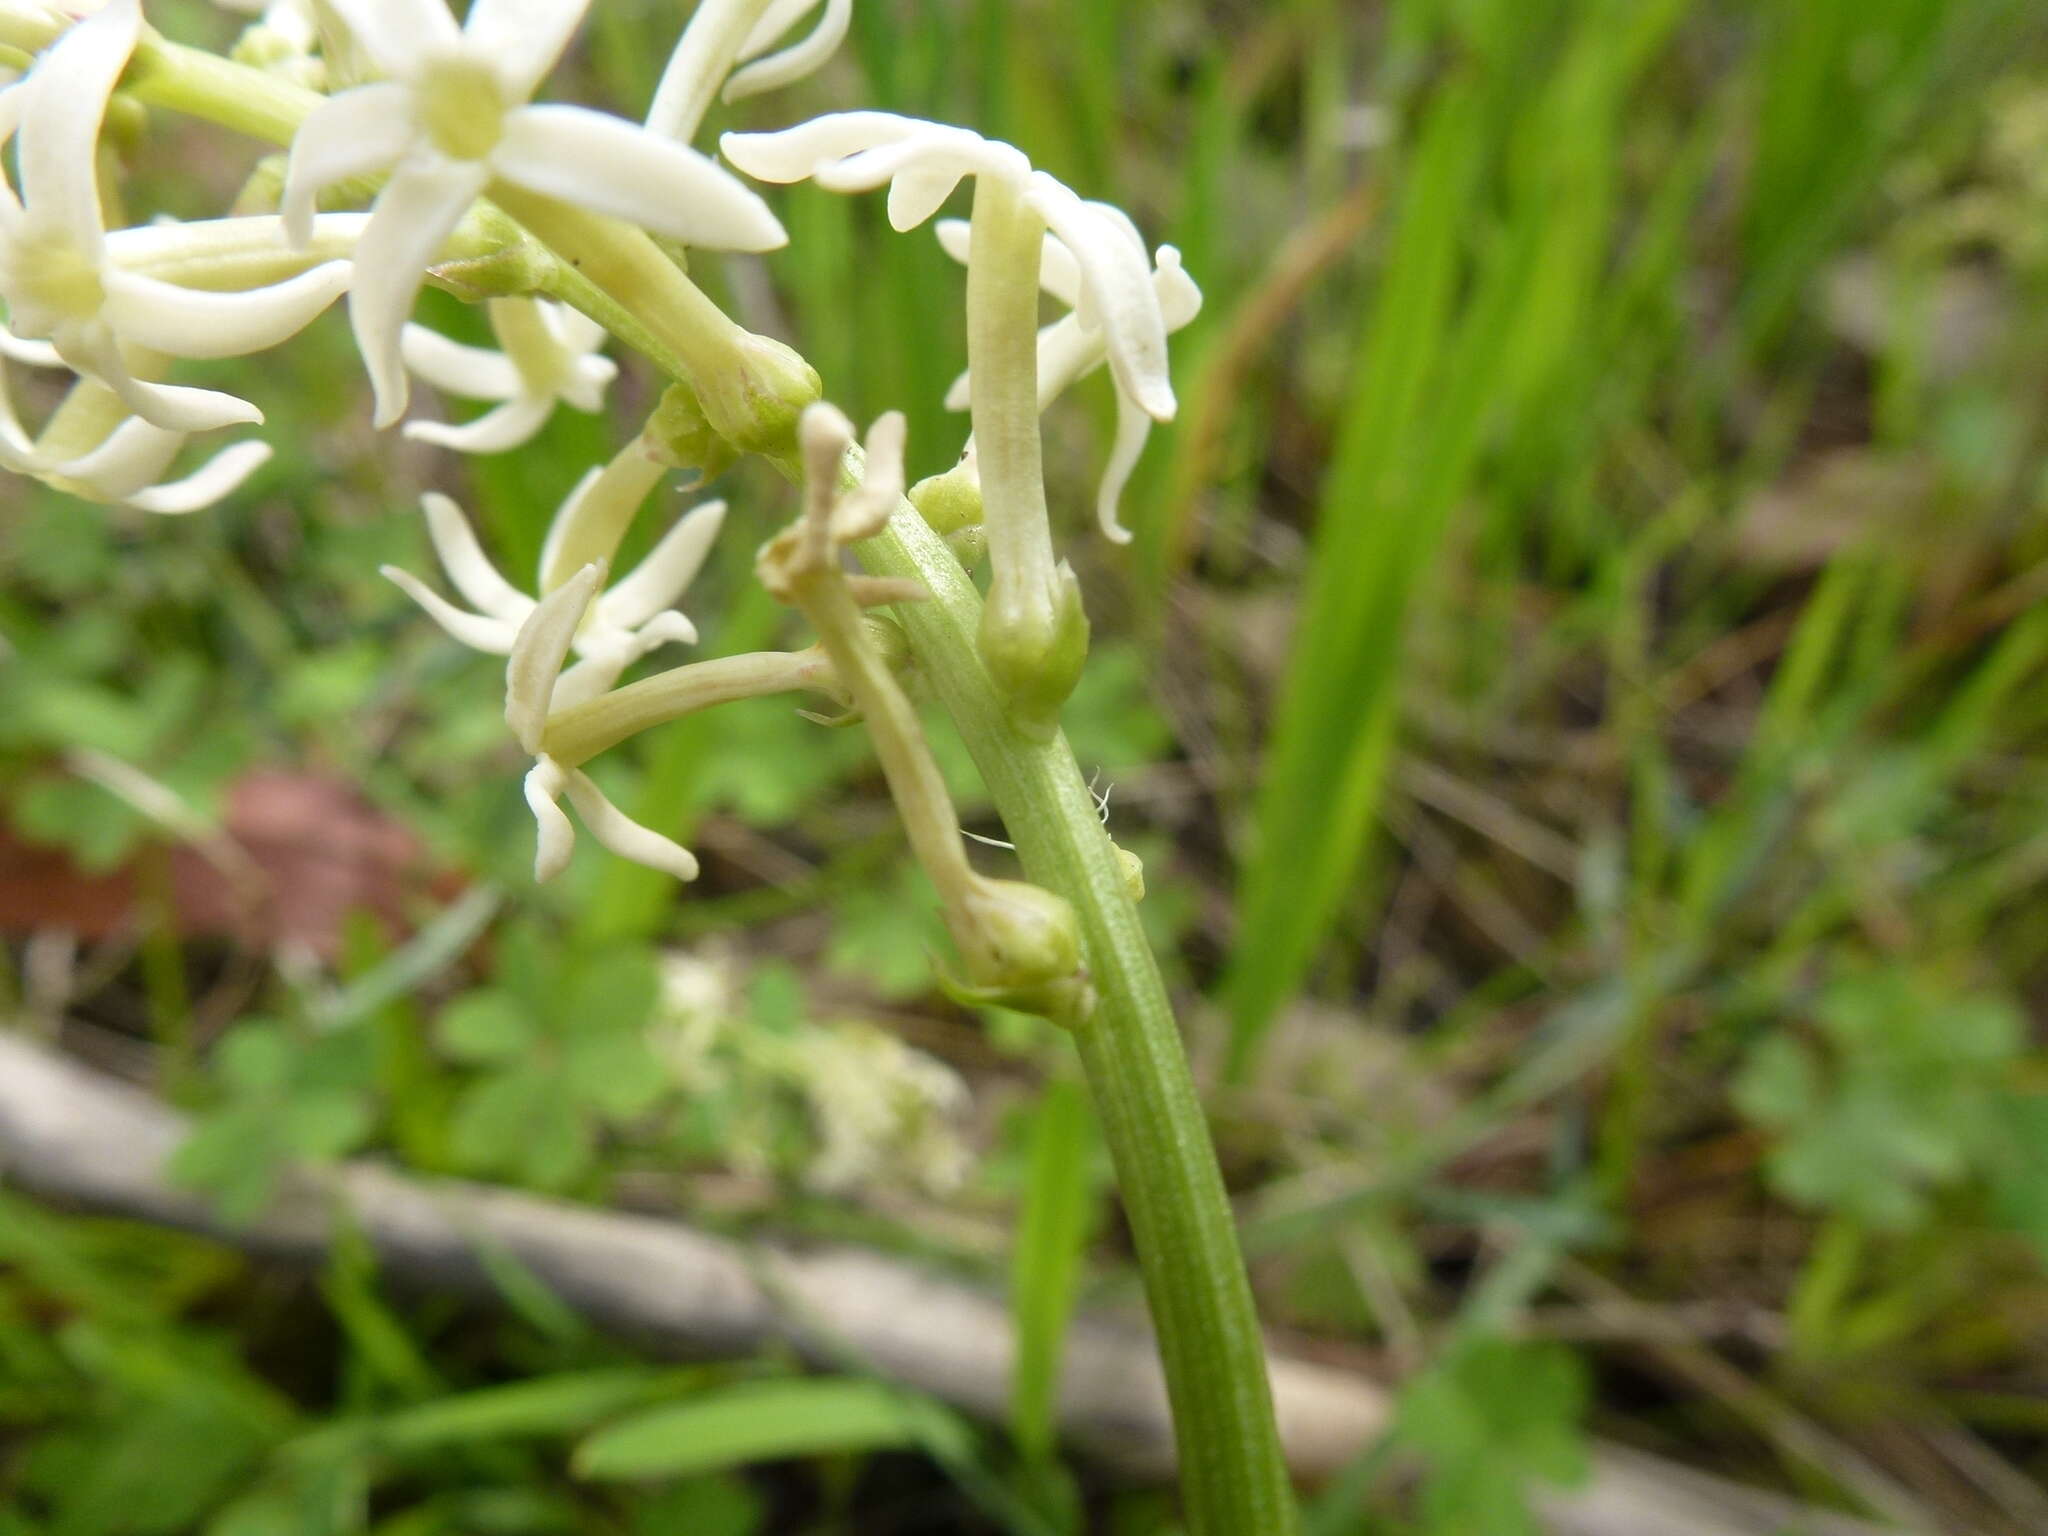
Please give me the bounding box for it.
[886,164,965,234]
[724,0,849,102]
[493,105,786,250]
[350,157,490,427]
[18,0,138,258]
[464,0,593,98]
[737,0,822,59]
[505,559,602,752]
[0,329,64,368]
[548,301,608,354]
[1096,385,1149,545]
[535,463,606,592]
[562,767,698,881]
[400,323,524,400]
[1027,175,1174,421]
[380,563,520,654]
[52,413,182,498]
[1155,243,1202,329]
[523,757,577,881]
[321,0,459,77]
[0,366,35,461]
[550,643,634,711]
[597,497,724,630]
[721,111,927,184]
[61,329,264,432]
[619,608,698,656]
[419,490,534,623]
[281,83,413,247]
[123,440,272,515]
[100,262,351,359]
[561,352,616,412]
[404,391,552,452]
[942,366,970,414]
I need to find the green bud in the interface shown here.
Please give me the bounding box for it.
[909,458,983,537]
[695,329,823,462]
[979,560,1088,738]
[862,613,913,676]
[648,383,738,482]
[1113,843,1146,903]
[946,875,1093,1025]
[429,239,556,303]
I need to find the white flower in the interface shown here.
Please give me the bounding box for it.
[379,476,725,712]
[282,0,788,428]
[723,112,1177,424]
[646,0,853,143]
[401,297,615,453]
[507,563,703,883]
[935,220,1202,543]
[0,363,271,513]
[0,0,352,431]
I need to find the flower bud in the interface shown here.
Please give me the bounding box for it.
[945,525,988,571]
[695,328,823,461]
[948,874,1093,1024]
[1114,843,1145,904]
[979,559,1088,737]
[909,455,982,537]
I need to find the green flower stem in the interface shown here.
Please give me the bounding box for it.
[542,647,838,767]
[855,506,1297,1536]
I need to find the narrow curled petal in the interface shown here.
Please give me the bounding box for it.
[1155,244,1202,329]
[100,262,351,359]
[351,158,491,427]
[523,757,577,881]
[0,330,63,368]
[400,324,524,399]
[123,441,273,515]
[505,560,603,753]
[420,490,534,623]
[380,564,519,653]
[17,0,138,258]
[724,0,850,102]
[493,106,786,250]
[321,0,459,77]
[62,330,264,433]
[597,498,724,630]
[1096,387,1149,545]
[463,0,593,99]
[720,110,927,184]
[281,83,413,246]
[562,767,699,881]
[52,415,183,498]
[1027,176,1174,421]
[404,392,553,453]
[836,409,903,539]
[548,303,609,356]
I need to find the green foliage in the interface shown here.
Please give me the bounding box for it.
[1392,1338,1591,1536]
[169,1018,378,1221]
[1734,965,2026,1230]
[438,932,666,1190]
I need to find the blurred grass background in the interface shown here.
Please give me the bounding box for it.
[6,0,2048,1530]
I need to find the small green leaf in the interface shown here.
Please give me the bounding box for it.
[574,1378,930,1482]
[438,990,536,1063]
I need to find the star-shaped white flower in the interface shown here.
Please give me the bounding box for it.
[723,111,1177,428]
[380,474,725,712]
[0,362,271,513]
[934,220,1202,542]
[0,0,352,432]
[282,0,788,428]
[401,297,615,453]
[505,562,702,883]
[646,0,853,143]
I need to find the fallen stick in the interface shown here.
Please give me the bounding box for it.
[0,1032,1895,1536]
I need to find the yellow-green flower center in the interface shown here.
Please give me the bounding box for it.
[12,227,105,323]
[418,58,506,162]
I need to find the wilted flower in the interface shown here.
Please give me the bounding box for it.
[0,0,352,431]
[281,0,787,426]
[402,297,616,453]
[935,219,1201,542]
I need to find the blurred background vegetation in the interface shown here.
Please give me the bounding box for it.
[5,0,2048,1530]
